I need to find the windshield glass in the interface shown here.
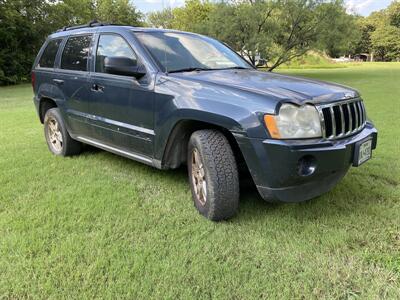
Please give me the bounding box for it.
[134,31,252,72]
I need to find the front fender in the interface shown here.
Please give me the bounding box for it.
[153,75,269,161]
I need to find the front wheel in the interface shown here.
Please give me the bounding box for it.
[188,129,239,221]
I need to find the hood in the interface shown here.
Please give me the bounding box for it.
[169,69,359,104]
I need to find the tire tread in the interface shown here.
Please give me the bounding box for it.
[189,129,239,221]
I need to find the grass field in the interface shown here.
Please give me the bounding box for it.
[0,63,399,299]
[266,51,363,70]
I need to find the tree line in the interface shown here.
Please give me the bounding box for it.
[0,0,399,85]
[0,0,142,84]
[148,0,400,68]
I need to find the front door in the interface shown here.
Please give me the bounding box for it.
[88,33,154,157]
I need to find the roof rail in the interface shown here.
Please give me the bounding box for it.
[56,20,120,32]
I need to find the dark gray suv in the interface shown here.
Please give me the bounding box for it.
[32,21,378,221]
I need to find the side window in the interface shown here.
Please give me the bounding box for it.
[96,34,137,74]
[38,39,62,68]
[61,35,92,71]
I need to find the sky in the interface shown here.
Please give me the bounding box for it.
[345,0,393,15]
[133,0,394,15]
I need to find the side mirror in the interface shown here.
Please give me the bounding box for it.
[104,56,146,79]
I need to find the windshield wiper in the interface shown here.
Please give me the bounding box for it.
[215,66,250,70]
[168,66,250,73]
[168,67,212,73]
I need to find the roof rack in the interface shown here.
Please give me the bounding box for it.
[56,20,120,32]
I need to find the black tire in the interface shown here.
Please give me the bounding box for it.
[44,108,82,156]
[188,129,239,221]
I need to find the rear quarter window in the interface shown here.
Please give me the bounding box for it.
[61,35,92,71]
[37,39,62,68]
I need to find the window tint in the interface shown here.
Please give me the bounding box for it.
[38,39,62,68]
[96,34,137,73]
[61,35,92,71]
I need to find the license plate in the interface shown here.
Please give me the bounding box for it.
[356,140,372,166]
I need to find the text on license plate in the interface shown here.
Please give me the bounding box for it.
[358,140,372,165]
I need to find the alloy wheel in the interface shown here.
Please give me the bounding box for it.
[47,117,63,152]
[191,148,207,206]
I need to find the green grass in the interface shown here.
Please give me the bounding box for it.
[1,63,399,299]
[280,51,349,69]
[262,51,365,70]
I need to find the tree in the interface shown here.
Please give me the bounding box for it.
[0,0,143,85]
[205,1,276,65]
[47,0,95,29]
[203,0,356,70]
[352,17,374,55]
[370,24,400,61]
[95,0,142,25]
[316,1,361,57]
[147,8,174,29]
[49,0,142,27]
[387,1,400,27]
[376,1,400,60]
[266,0,328,70]
[354,1,400,61]
[0,0,52,84]
[172,0,213,32]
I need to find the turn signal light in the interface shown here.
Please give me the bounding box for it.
[264,115,281,139]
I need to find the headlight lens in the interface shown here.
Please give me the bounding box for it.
[264,103,322,139]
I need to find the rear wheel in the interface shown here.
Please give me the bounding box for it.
[44,108,82,156]
[188,129,239,221]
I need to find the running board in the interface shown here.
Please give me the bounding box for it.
[75,136,154,166]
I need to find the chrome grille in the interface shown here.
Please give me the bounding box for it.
[316,99,367,139]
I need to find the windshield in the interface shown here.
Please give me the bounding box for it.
[134,31,252,73]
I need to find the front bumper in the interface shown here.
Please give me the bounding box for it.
[235,122,378,202]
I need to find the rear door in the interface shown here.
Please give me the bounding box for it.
[34,38,63,92]
[55,34,94,137]
[88,33,154,157]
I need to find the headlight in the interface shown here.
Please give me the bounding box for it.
[264,103,322,139]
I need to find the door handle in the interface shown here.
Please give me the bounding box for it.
[91,83,104,92]
[53,79,64,85]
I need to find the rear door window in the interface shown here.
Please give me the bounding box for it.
[61,35,92,71]
[38,39,62,68]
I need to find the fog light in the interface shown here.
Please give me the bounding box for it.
[297,155,317,176]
